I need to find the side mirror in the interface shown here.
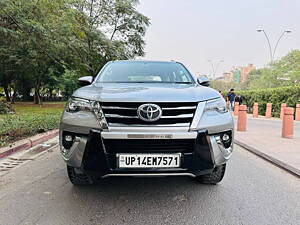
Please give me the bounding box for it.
[197,76,210,87]
[78,76,93,86]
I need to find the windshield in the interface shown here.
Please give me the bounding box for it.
[96,61,195,83]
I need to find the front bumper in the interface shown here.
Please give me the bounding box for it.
[59,129,233,178]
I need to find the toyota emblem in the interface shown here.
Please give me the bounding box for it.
[137,104,162,122]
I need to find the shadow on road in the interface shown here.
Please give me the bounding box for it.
[69,176,220,200]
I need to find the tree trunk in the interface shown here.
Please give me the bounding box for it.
[3,85,11,102]
[11,90,17,104]
[34,85,42,105]
[49,88,53,101]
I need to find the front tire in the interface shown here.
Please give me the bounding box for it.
[195,164,226,184]
[67,166,94,185]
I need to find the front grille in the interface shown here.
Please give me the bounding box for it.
[103,139,196,153]
[101,102,198,126]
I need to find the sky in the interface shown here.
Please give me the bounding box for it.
[137,0,300,77]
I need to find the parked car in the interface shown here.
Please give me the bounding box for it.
[59,60,234,185]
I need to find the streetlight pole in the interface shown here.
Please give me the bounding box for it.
[215,60,224,77]
[208,60,215,79]
[273,30,292,60]
[257,29,292,65]
[208,60,224,79]
[257,29,273,64]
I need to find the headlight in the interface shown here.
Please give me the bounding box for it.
[204,98,228,114]
[66,97,108,129]
[66,97,92,112]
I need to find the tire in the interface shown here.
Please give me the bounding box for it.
[195,164,226,185]
[67,165,94,185]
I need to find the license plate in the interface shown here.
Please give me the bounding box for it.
[118,153,181,168]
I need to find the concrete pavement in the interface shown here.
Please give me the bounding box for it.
[0,129,59,159]
[234,116,300,176]
[0,138,300,225]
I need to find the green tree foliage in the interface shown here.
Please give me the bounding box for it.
[210,80,248,93]
[58,69,80,98]
[0,0,150,103]
[248,50,300,89]
[211,50,300,92]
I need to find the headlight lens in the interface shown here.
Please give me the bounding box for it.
[67,97,92,112]
[204,98,228,114]
[66,97,108,129]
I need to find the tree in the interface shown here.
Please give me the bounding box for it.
[0,0,150,103]
[67,0,150,76]
[248,50,300,89]
[272,50,300,84]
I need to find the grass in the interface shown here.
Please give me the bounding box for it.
[0,102,65,147]
[12,102,65,113]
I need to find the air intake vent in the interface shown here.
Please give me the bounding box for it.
[103,139,196,153]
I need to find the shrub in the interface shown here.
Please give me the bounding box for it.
[0,111,61,147]
[236,85,300,117]
[0,100,14,114]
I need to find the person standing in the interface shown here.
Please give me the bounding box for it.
[227,89,236,111]
[219,91,224,98]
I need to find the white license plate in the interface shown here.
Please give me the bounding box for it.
[118,153,181,168]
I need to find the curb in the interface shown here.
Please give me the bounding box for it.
[234,139,300,177]
[0,129,59,159]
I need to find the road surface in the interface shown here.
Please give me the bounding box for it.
[0,139,299,225]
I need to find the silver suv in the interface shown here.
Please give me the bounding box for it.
[59,60,234,185]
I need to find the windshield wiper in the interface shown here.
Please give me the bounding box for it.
[100,81,194,84]
[173,82,193,84]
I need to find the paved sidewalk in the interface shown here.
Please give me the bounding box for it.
[0,129,59,159]
[234,116,300,176]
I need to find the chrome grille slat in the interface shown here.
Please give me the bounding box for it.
[106,114,194,119]
[101,102,197,126]
[105,114,138,118]
[101,106,137,110]
[162,106,196,110]
[108,123,191,127]
[161,114,193,119]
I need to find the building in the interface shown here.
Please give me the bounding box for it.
[225,64,255,83]
[223,72,233,83]
[233,68,241,83]
[240,64,255,83]
[216,64,255,83]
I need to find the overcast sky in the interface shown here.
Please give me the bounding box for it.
[137,0,300,77]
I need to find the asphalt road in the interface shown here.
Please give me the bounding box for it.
[0,141,299,225]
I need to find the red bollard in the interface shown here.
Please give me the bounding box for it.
[280,103,287,119]
[253,103,258,118]
[282,107,294,138]
[295,104,300,121]
[237,105,247,131]
[265,103,272,118]
[234,102,239,116]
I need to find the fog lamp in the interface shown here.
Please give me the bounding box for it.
[62,133,74,150]
[222,133,230,142]
[65,135,73,142]
[220,131,232,148]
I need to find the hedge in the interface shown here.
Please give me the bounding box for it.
[0,112,61,147]
[236,85,300,117]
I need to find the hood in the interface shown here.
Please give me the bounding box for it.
[72,83,220,102]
